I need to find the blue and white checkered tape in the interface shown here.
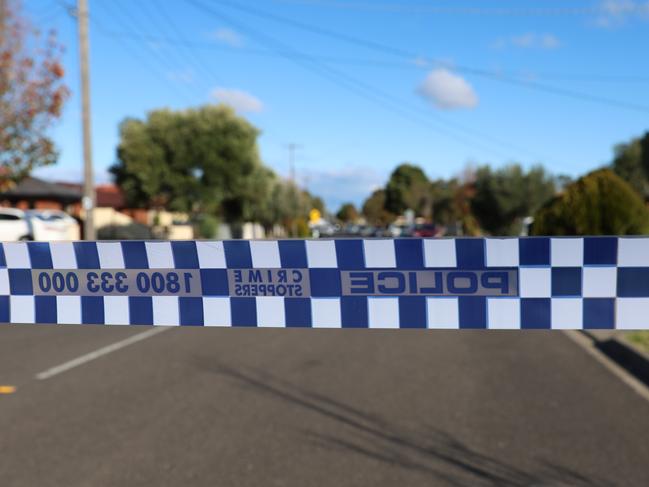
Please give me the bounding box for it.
[1,237,649,329]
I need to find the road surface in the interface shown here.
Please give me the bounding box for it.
[0,326,648,486]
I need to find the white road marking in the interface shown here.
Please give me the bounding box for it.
[35,328,170,381]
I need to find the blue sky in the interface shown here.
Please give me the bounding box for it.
[26,0,649,211]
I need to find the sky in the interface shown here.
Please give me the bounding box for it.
[24,0,649,211]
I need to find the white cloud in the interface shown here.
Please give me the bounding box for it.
[595,0,649,26]
[210,27,244,47]
[166,69,194,84]
[301,166,386,210]
[417,68,478,110]
[211,87,264,113]
[493,33,561,49]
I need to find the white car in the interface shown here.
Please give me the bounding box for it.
[26,210,80,241]
[0,208,32,241]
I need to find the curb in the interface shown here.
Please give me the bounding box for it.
[582,331,649,388]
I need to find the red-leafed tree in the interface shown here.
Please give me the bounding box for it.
[1,0,69,190]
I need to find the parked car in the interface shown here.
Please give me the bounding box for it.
[0,208,33,241]
[26,210,80,241]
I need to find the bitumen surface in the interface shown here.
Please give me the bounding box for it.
[0,326,648,487]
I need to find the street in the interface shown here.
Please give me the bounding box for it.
[0,327,648,486]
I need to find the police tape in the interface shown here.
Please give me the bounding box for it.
[0,237,648,329]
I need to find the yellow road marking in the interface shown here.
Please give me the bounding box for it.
[0,385,16,394]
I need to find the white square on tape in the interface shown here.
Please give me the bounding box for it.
[104,296,130,325]
[196,241,227,269]
[487,298,520,329]
[311,298,341,328]
[256,296,285,327]
[618,238,649,267]
[485,239,518,267]
[551,238,583,267]
[363,240,396,268]
[426,297,459,329]
[306,240,337,268]
[423,239,456,268]
[582,267,616,297]
[56,296,82,324]
[551,298,582,329]
[519,268,551,298]
[3,243,30,268]
[50,242,78,269]
[0,269,9,295]
[203,297,231,326]
[368,297,399,328]
[250,241,281,268]
[145,242,174,268]
[97,242,125,269]
[10,296,34,323]
[152,296,179,325]
[617,298,649,329]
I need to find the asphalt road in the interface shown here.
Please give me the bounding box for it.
[0,327,648,487]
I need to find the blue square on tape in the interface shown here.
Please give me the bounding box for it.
[279,240,308,268]
[230,297,257,326]
[129,296,152,325]
[121,242,149,269]
[583,298,615,329]
[35,296,57,324]
[521,298,551,329]
[0,296,8,322]
[82,296,105,324]
[617,268,649,297]
[459,296,487,329]
[552,267,582,296]
[200,269,229,296]
[223,241,252,268]
[519,239,550,266]
[9,269,33,295]
[341,296,368,328]
[395,239,424,269]
[309,269,341,297]
[172,241,199,269]
[456,239,485,269]
[285,298,311,327]
[399,296,427,328]
[584,237,617,266]
[335,240,364,270]
[27,242,52,269]
[74,242,100,269]
[0,245,6,267]
[179,297,204,325]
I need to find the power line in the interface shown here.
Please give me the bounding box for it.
[208,0,649,113]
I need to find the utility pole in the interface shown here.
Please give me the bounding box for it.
[78,0,96,240]
[286,143,302,183]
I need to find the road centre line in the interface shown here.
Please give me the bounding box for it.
[35,327,170,381]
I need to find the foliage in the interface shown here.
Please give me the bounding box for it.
[196,214,219,238]
[362,189,393,226]
[471,164,556,236]
[384,163,432,217]
[612,132,649,199]
[0,0,69,189]
[336,202,359,222]
[531,169,649,236]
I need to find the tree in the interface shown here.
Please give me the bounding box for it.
[471,164,556,235]
[336,202,359,222]
[384,163,432,217]
[362,189,393,226]
[111,105,269,224]
[612,132,649,198]
[1,0,69,189]
[531,169,649,236]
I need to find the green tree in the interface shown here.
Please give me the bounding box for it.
[362,189,394,226]
[612,132,649,198]
[336,202,359,222]
[531,169,649,236]
[1,0,69,189]
[111,105,269,224]
[471,164,556,235]
[384,163,432,217]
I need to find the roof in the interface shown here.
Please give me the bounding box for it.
[0,177,82,203]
